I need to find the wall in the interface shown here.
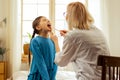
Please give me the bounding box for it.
[0,0,13,78]
[0,1,3,20]
[0,0,8,20]
[107,0,120,56]
[0,0,4,20]
[100,0,120,56]
[0,0,11,78]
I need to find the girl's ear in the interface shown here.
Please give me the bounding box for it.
[36,25,41,30]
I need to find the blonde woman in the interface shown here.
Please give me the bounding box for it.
[51,1,110,80]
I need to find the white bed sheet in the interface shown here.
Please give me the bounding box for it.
[56,71,76,80]
[11,70,76,80]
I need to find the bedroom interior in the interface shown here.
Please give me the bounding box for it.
[0,0,120,80]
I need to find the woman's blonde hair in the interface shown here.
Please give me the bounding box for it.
[66,2,94,30]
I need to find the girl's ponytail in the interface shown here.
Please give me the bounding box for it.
[28,16,42,66]
[28,30,36,66]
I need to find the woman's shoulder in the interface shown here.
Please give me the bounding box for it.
[90,25,102,31]
[65,26,102,41]
[64,30,83,44]
[66,29,85,38]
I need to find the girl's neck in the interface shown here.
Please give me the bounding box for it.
[39,31,49,38]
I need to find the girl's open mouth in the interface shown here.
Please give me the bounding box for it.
[47,24,52,31]
[47,24,51,27]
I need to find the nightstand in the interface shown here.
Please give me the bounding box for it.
[0,61,6,80]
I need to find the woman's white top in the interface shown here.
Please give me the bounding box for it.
[55,26,110,80]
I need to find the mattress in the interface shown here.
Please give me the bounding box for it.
[10,70,76,80]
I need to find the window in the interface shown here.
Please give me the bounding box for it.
[55,0,86,29]
[22,0,101,51]
[22,0,49,47]
[55,0,86,49]
[22,0,87,51]
[21,0,101,71]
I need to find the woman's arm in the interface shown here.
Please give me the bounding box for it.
[55,35,78,67]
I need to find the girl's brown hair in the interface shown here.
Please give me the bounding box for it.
[28,16,43,66]
[67,2,94,30]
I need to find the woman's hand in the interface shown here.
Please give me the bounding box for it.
[60,30,68,36]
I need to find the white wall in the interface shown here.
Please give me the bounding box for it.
[0,0,3,20]
[106,0,120,56]
[0,0,12,78]
[0,0,4,20]
[0,0,8,20]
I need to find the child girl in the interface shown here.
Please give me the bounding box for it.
[27,16,58,80]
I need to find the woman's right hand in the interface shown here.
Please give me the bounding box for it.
[60,30,68,36]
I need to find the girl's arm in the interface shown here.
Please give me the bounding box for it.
[50,32,60,52]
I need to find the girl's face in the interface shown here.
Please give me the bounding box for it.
[36,17,52,32]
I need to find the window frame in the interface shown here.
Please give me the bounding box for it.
[21,0,88,52]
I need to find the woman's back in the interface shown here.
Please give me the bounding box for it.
[65,26,110,80]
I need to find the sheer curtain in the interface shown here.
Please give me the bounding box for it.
[8,0,22,77]
[88,0,110,44]
[100,0,110,43]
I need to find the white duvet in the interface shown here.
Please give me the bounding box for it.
[10,70,76,80]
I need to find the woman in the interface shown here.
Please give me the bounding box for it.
[53,1,110,80]
[27,16,58,80]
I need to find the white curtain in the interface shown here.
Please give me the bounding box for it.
[100,0,110,43]
[7,0,22,77]
[88,0,109,42]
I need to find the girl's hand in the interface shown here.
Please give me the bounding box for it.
[49,32,58,43]
[60,30,68,36]
[49,32,60,52]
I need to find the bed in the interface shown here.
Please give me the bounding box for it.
[8,54,76,80]
[10,70,76,80]
[8,63,76,80]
